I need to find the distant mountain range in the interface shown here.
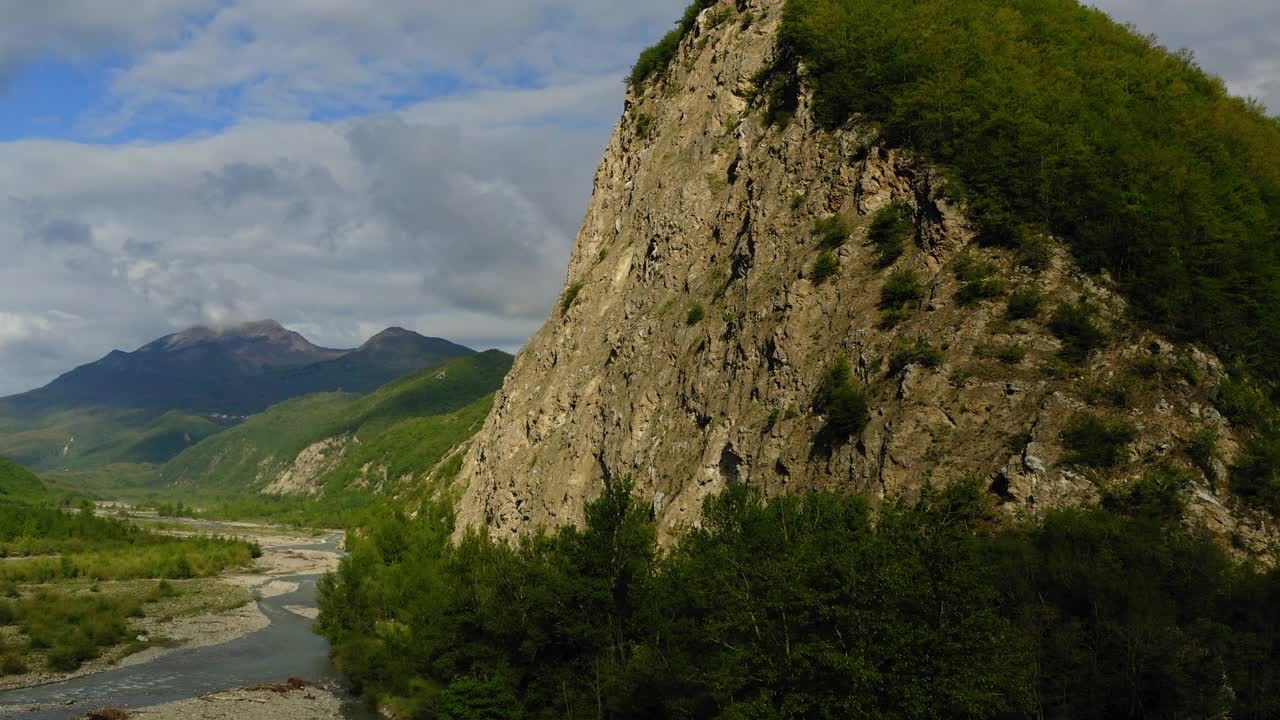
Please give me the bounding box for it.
[2,320,474,416]
[0,320,477,471]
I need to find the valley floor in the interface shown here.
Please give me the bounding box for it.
[0,512,350,718]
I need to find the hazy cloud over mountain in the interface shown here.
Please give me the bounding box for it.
[0,0,1274,395]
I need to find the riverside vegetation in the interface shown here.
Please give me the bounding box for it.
[319,477,1280,720]
[0,491,260,677]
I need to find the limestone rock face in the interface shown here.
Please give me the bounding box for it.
[454,0,1269,551]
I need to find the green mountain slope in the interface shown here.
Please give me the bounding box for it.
[161,350,513,498]
[0,407,234,472]
[0,456,47,504]
[0,323,475,475]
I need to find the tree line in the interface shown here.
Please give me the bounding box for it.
[319,477,1279,719]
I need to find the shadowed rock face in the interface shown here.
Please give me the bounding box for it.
[453,0,1272,554]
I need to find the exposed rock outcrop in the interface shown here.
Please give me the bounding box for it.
[455,0,1272,554]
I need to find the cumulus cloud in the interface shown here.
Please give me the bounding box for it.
[0,0,218,91]
[84,0,690,132]
[0,80,612,394]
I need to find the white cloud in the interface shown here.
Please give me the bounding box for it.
[80,0,688,131]
[0,0,218,89]
[0,81,614,394]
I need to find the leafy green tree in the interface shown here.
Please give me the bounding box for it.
[440,676,523,720]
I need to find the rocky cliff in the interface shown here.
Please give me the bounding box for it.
[455,0,1272,552]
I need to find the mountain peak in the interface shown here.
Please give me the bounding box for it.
[358,327,432,350]
[228,319,287,336]
[140,319,297,352]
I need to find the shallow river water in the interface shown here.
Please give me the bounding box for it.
[0,534,374,719]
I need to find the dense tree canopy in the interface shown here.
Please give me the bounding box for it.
[319,480,1280,719]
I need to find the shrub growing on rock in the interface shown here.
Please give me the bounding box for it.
[880,268,924,309]
[888,338,943,376]
[1007,287,1044,320]
[812,250,839,284]
[815,357,870,440]
[815,215,852,249]
[869,202,913,267]
[1061,412,1137,468]
[1050,301,1107,363]
[686,303,706,325]
[560,282,584,316]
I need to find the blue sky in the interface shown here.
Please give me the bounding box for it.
[0,0,1275,396]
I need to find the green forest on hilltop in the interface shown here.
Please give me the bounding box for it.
[311,2,1280,716]
[756,0,1280,383]
[320,478,1280,720]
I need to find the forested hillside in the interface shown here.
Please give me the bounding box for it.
[161,351,513,503]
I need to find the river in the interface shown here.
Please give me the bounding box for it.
[0,533,374,719]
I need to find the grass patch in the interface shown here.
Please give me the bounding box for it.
[981,344,1027,365]
[1084,375,1137,409]
[952,253,1007,306]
